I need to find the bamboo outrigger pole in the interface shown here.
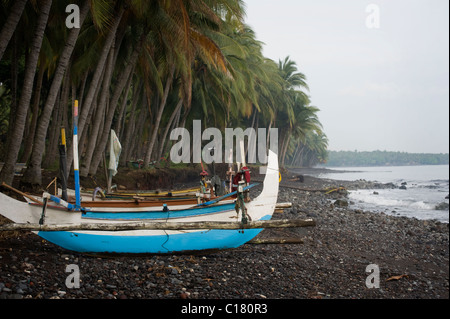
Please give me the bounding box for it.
[0,219,316,232]
[73,100,81,209]
[0,182,43,205]
[59,128,68,202]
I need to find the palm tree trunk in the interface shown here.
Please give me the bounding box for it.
[180,105,191,129]
[77,6,125,140]
[266,118,273,152]
[129,103,149,161]
[88,39,143,176]
[21,0,89,186]
[120,83,143,166]
[7,31,19,141]
[144,64,176,167]
[161,104,182,160]
[20,65,45,163]
[63,6,125,181]
[43,88,64,168]
[0,0,28,62]
[80,45,115,177]
[289,143,300,167]
[158,99,183,159]
[45,65,72,167]
[280,129,292,167]
[296,145,305,167]
[115,72,134,139]
[0,0,52,186]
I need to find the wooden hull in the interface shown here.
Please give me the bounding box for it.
[37,226,268,254]
[26,197,235,212]
[78,198,233,212]
[105,187,201,198]
[25,192,234,212]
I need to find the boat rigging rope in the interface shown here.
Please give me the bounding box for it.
[161,204,170,252]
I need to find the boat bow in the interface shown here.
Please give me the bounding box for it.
[246,149,279,221]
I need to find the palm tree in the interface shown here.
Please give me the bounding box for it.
[21,0,90,184]
[143,0,241,167]
[0,0,29,62]
[0,0,329,186]
[271,56,316,167]
[22,0,124,185]
[0,0,53,186]
[79,42,116,177]
[289,131,329,167]
[285,104,324,166]
[87,33,145,176]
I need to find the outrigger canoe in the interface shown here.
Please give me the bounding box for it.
[0,151,279,254]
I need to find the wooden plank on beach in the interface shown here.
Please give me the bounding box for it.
[0,219,316,232]
[247,238,304,245]
[275,202,292,213]
[275,203,292,209]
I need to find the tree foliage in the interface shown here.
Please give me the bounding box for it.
[0,0,328,187]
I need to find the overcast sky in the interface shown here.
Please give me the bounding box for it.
[244,0,449,154]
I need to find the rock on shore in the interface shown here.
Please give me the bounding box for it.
[0,174,448,300]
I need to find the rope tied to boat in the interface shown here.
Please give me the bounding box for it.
[234,182,250,227]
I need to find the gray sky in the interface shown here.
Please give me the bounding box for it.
[244,0,449,154]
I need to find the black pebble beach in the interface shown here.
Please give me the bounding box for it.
[0,173,448,300]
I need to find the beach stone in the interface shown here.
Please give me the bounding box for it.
[0,172,448,300]
[435,202,449,211]
[334,199,348,207]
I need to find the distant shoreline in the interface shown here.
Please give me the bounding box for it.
[325,150,449,167]
[288,167,363,177]
[288,163,449,173]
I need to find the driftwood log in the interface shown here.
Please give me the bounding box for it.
[0,219,316,232]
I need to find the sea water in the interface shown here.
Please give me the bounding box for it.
[317,165,449,223]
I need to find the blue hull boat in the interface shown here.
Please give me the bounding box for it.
[0,151,279,254]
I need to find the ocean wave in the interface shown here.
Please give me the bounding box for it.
[349,191,436,210]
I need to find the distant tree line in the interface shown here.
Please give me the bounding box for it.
[324,151,449,167]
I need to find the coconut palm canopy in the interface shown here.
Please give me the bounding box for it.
[0,0,328,187]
